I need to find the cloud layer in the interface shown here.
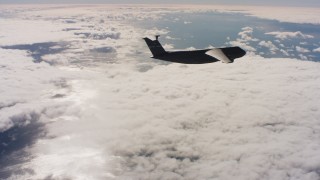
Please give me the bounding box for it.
[100,57,320,180]
[266,31,314,40]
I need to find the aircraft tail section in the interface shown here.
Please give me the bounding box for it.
[143,35,167,57]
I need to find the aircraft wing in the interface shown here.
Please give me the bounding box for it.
[205,48,232,63]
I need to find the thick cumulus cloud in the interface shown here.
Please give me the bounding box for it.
[238,27,258,42]
[0,48,82,178]
[0,48,75,131]
[258,40,278,54]
[17,55,320,180]
[0,5,151,179]
[296,46,311,53]
[1,4,320,180]
[313,47,320,52]
[144,27,170,39]
[29,57,320,180]
[228,27,257,53]
[280,49,290,56]
[99,57,320,180]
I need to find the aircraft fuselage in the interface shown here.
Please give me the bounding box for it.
[143,36,246,64]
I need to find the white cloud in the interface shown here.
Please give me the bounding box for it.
[71,57,320,180]
[0,19,73,46]
[16,54,319,180]
[296,46,310,53]
[313,47,320,53]
[266,31,314,40]
[144,28,169,38]
[258,40,278,53]
[206,45,215,49]
[237,27,258,42]
[228,27,257,53]
[280,49,290,56]
[75,31,121,40]
[186,46,196,50]
[165,35,177,40]
[19,54,320,179]
[298,54,308,60]
[163,43,174,49]
[229,40,256,52]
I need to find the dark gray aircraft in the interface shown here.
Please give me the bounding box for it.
[143,35,246,64]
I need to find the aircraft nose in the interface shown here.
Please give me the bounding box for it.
[238,48,246,57]
[241,49,246,56]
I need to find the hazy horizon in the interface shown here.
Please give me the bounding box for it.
[0,0,320,7]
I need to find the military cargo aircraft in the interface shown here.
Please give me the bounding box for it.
[143,35,246,64]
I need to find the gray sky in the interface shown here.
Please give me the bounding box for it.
[0,0,320,7]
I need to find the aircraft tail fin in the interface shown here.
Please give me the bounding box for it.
[143,35,167,57]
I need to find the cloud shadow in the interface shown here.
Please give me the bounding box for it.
[0,112,47,179]
[2,42,67,63]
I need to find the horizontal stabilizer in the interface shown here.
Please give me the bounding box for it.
[205,49,232,63]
